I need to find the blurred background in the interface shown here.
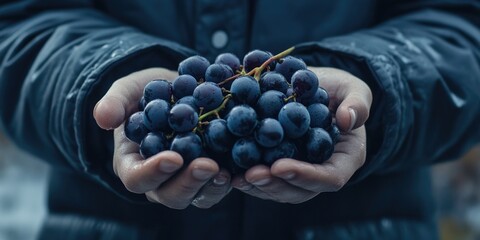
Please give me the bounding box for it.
[0,133,48,240]
[0,132,479,240]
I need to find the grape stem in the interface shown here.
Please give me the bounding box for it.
[284,93,297,102]
[217,46,295,86]
[221,88,232,94]
[165,132,175,140]
[253,46,295,80]
[198,94,232,121]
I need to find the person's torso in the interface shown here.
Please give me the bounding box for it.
[95,0,386,61]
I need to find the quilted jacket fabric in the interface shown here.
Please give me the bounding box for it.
[0,0,479,239]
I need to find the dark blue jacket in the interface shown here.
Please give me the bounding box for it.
[1,0,479,239]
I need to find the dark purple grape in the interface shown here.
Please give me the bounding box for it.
[204,119,236,153]
[215,53,241,73]
[306,128,333,163]
[193,82,223,112]
[259,72,289,94]
[243,50,273,72]
[291,69,319,99]
[205,63,234,84]
[178,55,210,82]
[124,111,149,144]
[170,132,203,164]
[254,118,284,148]
[307,103,332,129]
[140,132,169,159]
[143,80,172,103]
[299,87,329,107]
[232,137,262,169]
[172,75,197,100]
[226,105,258,137]
[168,104,198,133]
[278,102,310,139]
[230,76,260,106]
[329,124,341,145]
[176,96,199,112]
[274,56,307,83]
[138,97,146,111]
[143,99,170,132]
[255,90,286,119]
[263,140,297,165]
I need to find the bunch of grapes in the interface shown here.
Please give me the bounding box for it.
[124,47,340,173]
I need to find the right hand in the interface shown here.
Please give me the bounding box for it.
[231,67,371,204]
[93,68,231,209]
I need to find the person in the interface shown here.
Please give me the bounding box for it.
[0,0,479,239]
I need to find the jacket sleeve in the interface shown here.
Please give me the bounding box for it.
[0,1,194,201]
[294,0,480,183]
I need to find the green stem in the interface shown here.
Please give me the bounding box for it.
[198,94,232,121]
[218,46,295,85]
[284,93,297,102]
[218,73,241,87]
[254,46,295,80]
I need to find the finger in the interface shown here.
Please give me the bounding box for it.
[231,175,272,201]
[244,165,316,204]
[335,90,371,132]
[115,150,183,194]
[113,126,183,193]
[146,158,219,209]
[94,68,177,130]
[309,67,372,132]
[190,169,232,209]
[271,127,366,192]
[113,130,182,191]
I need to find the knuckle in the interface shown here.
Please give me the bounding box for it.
[121,175,142,194]
[110,79,122,90]
[123,182,140,194]
[328,176,347,192]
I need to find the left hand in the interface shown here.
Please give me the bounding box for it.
[231,67,372,203]
[94,68,232,209]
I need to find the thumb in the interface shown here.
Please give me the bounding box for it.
[93,68,178,130]
[335,91,371,133]
[94,92,131,130]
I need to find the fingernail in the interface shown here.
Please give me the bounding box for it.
[213,174,228,186]
[192,168,215,181]
[348,108,357,132]
[252,178,271,186]
[281,172,295,180]
[159,161,180,173]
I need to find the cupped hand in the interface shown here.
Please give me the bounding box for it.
[93,68,231,209]
[231,67,372,204]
